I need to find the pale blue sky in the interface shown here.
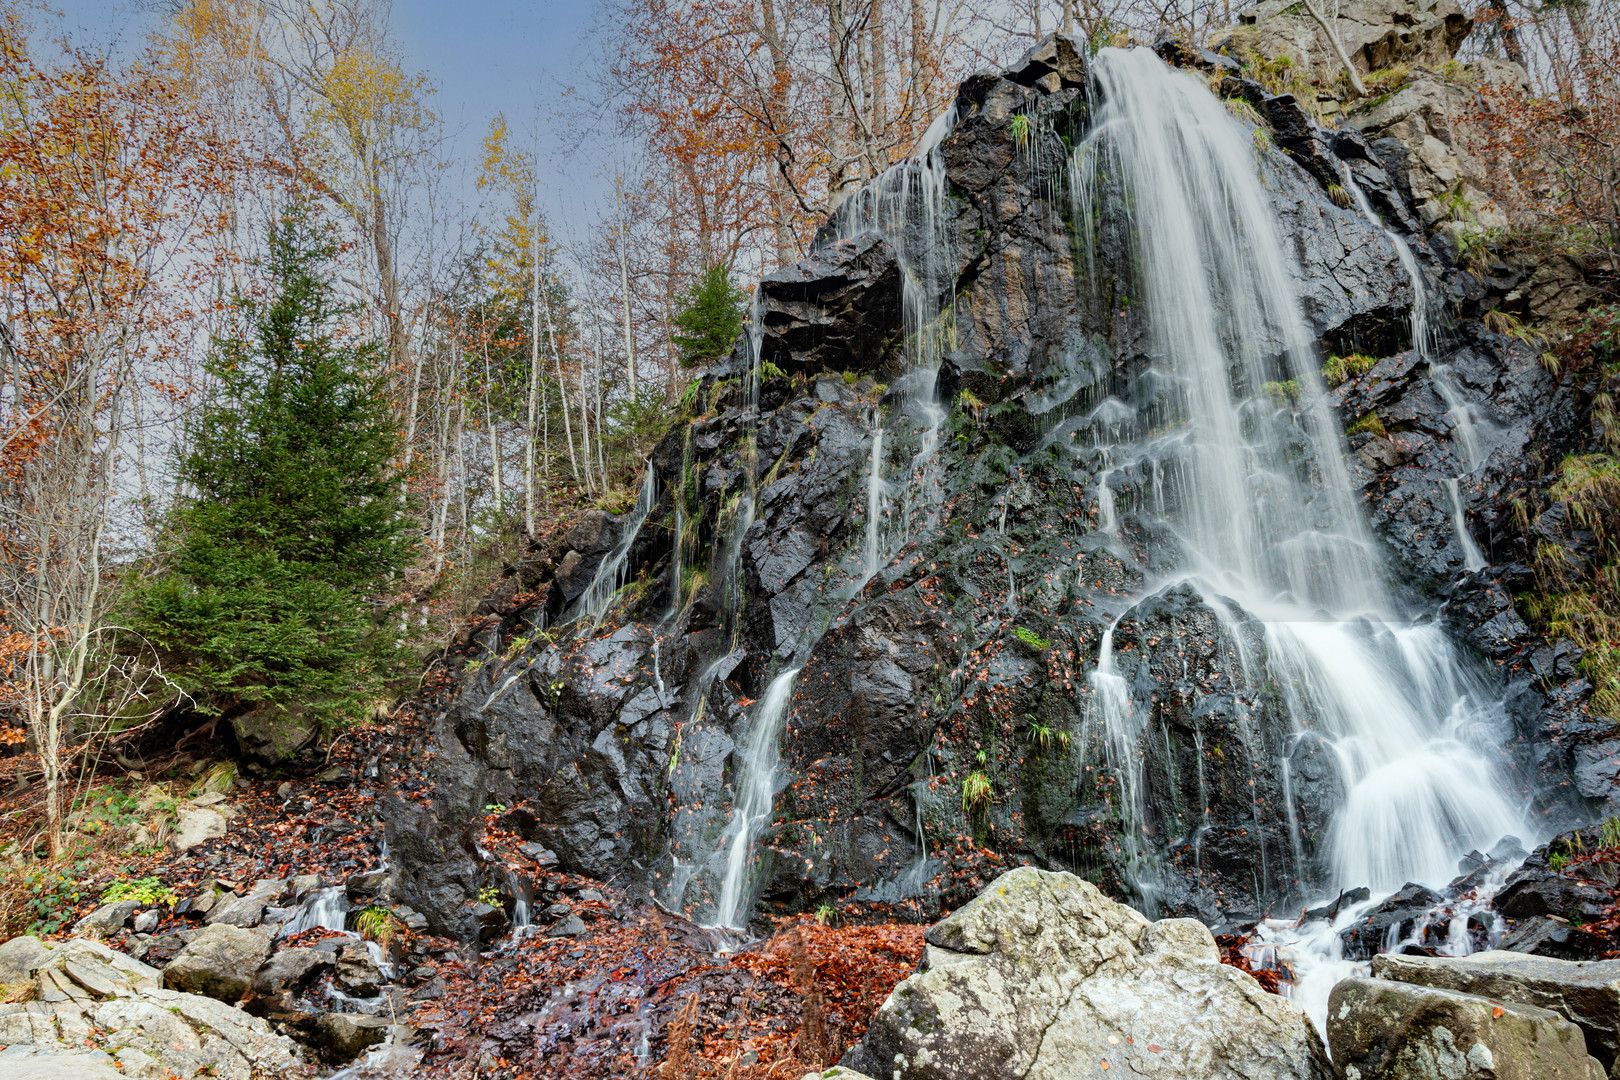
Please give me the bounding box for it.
[41,0,614,222]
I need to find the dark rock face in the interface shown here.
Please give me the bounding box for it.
[386,34,1605,941]
[758,233,904,376]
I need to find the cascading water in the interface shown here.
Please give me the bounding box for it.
[576,463,660,626]
[1069,46,1528,899]
[676,112,964,928]
[828,107,958,547]
[711,667,800,929]
[1064,45,1536,1031]
[862,424,886,585]
[1339,169,1488,571]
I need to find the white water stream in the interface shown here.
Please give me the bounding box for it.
[1339,168,1488,571]
[1071,48,1529,909]
[692,112,962,928]
[576,463,660,627]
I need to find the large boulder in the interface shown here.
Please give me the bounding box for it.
[230,702,319,765]
[758,232,904,376]
[0,935,54,985]
[842,867,1332,1080]
[1327,976,1603,1079]
[1371,951,1620,1073]
[161,924,273,1002]
[0,936,301,1080]
[1222,0,1472,90]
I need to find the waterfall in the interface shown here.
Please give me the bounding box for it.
[1088,623,1157,906]
[1069,48,1527,902]
[666,427,693,622]
[827,106,958,546]
[678,110,964,928]
[711,667,800,929]
[575,463,660,627]
[1338,168,1488,568]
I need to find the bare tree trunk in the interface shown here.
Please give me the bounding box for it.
[872,0,888,144]
[1063,0,1077,33]
[761,0,797,266]
[1565,2,1600,94]
[829,0,858,208]
[540,254,583,489]
[482,337,503,514]
[1486,0,1525,67]
[618,201,638,401]
[910,0,932,125]
[1301,0,1368,96]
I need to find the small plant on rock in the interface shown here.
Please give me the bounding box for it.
[1601,816,1620,850]
[962,770,993,812]
[353,904,397,943]
[1013,626,1051,650]
[100,876,175,906]
[1347,410,1388,438]
[1009,112,1031,149]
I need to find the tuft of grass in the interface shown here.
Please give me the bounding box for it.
[1363,64,1409,95]
[1602,816,1620,850]
[1223,98,1261,125]
[957,389,987,421]
[1347,410,1388,438]
[1328,183,1354,209]
[352,904,398,943]
[760,360,786,381]
[961,770,993,812]
[1550,851,1570,873]
[1322,353,1378,387]
[1009,112,1031,149]
[813,903,837,925]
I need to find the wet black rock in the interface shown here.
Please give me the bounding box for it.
[1304,886,1371,922]
[1495,828,1616,924]
[758,232,903,376]
[1500,916,1613,961]
[1339,883,1447,961]
[385,29,1608,944]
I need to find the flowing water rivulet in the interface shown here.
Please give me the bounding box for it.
[396,39,1584,984]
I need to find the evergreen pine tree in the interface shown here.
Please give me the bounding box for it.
[671,264,747,369]
[127,209,415,743]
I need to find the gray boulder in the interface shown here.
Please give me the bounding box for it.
[251,947,333,994]
[0,935,54,985]
[843,867,1332,1080]
[334,941,383,997]
[168,806,227,853]
[310,1012,390,1063]
[1328,976,1603,1080]
[0,935,300,1080]
[161,924,272,1002]
[72,901,139,936]
[1372,951,1620,1073]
